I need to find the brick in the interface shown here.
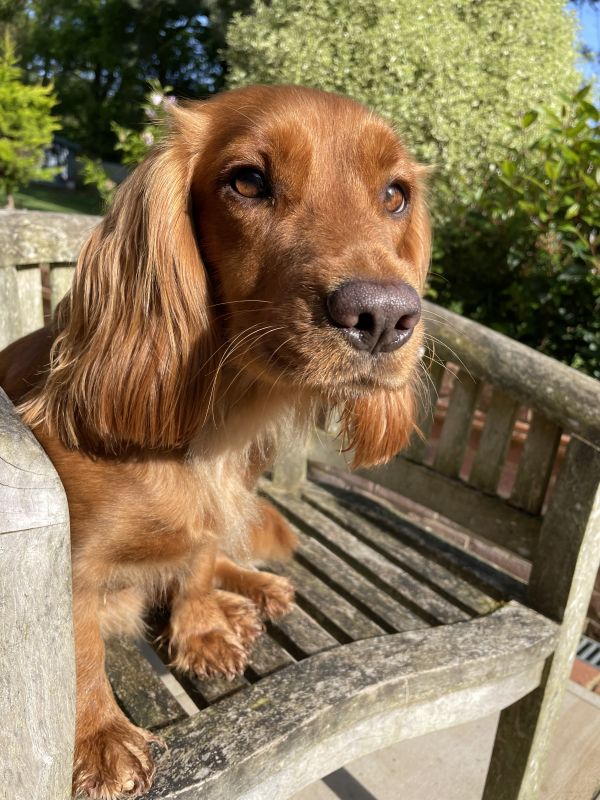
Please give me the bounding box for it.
[570,658,600,689]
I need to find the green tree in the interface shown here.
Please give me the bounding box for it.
[0,31,59,208]
[80,80,174,206]
[225,0,580,222]
[436,87,600,378]
[12,0,252,159]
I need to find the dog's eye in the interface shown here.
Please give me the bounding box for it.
[383,183,407,215]
[231,167,268,199]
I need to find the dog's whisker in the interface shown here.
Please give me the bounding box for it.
[204,325,282,427]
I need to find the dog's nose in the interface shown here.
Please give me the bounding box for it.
[326,280,421,354]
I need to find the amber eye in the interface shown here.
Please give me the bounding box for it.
[384,183,407,215]
[231,167,268,199]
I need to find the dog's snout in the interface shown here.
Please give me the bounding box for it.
[326,280,421,354]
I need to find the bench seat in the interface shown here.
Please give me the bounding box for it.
[104,477,558,800]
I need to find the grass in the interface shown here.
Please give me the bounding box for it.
[1,184,103,216]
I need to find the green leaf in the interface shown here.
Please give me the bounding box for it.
[573,85,592,102]
[522,110,538,128]
[500,160,516,178]
[544,161,561,181]
[564,203,580,220]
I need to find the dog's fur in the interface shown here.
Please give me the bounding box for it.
[0,85,430,799]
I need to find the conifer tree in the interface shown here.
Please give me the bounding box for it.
[0,31,59,208]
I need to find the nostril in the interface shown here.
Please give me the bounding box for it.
[395,312,419,331]
[356,313,374,332]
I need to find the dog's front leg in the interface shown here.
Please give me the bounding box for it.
[168,538,263,680]
[72,589,157,800]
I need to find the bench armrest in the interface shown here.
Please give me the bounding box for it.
[0,388,75,800]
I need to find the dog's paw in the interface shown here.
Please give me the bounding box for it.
[169,590,262,680]
[170,628,248,680]
[242,572,295,620]
[213,590,264,648]
[73,719,159,799]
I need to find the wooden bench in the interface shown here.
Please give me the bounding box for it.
[1,210,599,800]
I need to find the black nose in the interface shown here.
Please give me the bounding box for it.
[326,280,421,354]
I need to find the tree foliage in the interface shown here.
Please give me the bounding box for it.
[0,31,59,207]
[226,0,580,221]
[12,0,251,159]
[80,80,174,205]
[435,87,600,378]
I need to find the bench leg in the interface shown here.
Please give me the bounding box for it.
[484,438,600,800]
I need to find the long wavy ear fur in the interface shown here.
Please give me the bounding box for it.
[339,386,418,469]
[21,109,215,454]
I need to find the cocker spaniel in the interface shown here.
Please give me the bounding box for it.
[0,84,430,799]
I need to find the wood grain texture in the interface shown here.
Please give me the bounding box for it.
[0,263,21,349]
[468,388,518,494]
[143,603,557,800]
[434,368,479,478]
[49,263,75,312]
[0,389,74,800]
[302,484,498,616]
[105,637,186,730]
[510,413,561,515]
[423,299,600,445]
[483,438,600,800]
[405,359,445,463]
[15,265,44,338]
[270,491,470,625]
[353,455,540,560]
[0,210,98,268]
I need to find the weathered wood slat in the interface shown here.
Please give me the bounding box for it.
[275,557,385,641]
[0,389,74,800]
[248,634,295,678]
[268,491,470,625]
[105,637,186,730]
[404,359,445,463]
[468,388,519,494]
[352,456,540,560]
[276,514,424,632]
[423,299,600,445]
[302,484,498,616]
[270,605,338,657]
[190,674,249,705]
[0,264,21,349]
[434,368,479,478]
[0,210,97,268]
[49,263,75,312]
[144,603,557,800]
[510,412,561,515]
[484,438,600,799]
[16,265,44,338]
[325,483,526,602]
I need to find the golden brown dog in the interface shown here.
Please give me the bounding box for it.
[0,85,430,799]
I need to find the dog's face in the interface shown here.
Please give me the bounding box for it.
[29,85,430,462]
[189,86,430,398]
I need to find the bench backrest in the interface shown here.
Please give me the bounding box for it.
[1,210,599,630]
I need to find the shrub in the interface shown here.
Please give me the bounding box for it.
[435,87,600,378]
[225,0,580,222]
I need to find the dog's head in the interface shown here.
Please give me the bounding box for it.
[27,86,430,464]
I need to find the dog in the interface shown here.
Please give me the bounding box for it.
[0,84,430,799]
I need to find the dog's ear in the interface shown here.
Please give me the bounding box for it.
[340,385,417,469]
[22,107,216,453]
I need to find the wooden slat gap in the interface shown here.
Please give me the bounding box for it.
[292,550,399,635]
[319,482,526,602]
[301,492,482,619]
[270,497,441,627]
